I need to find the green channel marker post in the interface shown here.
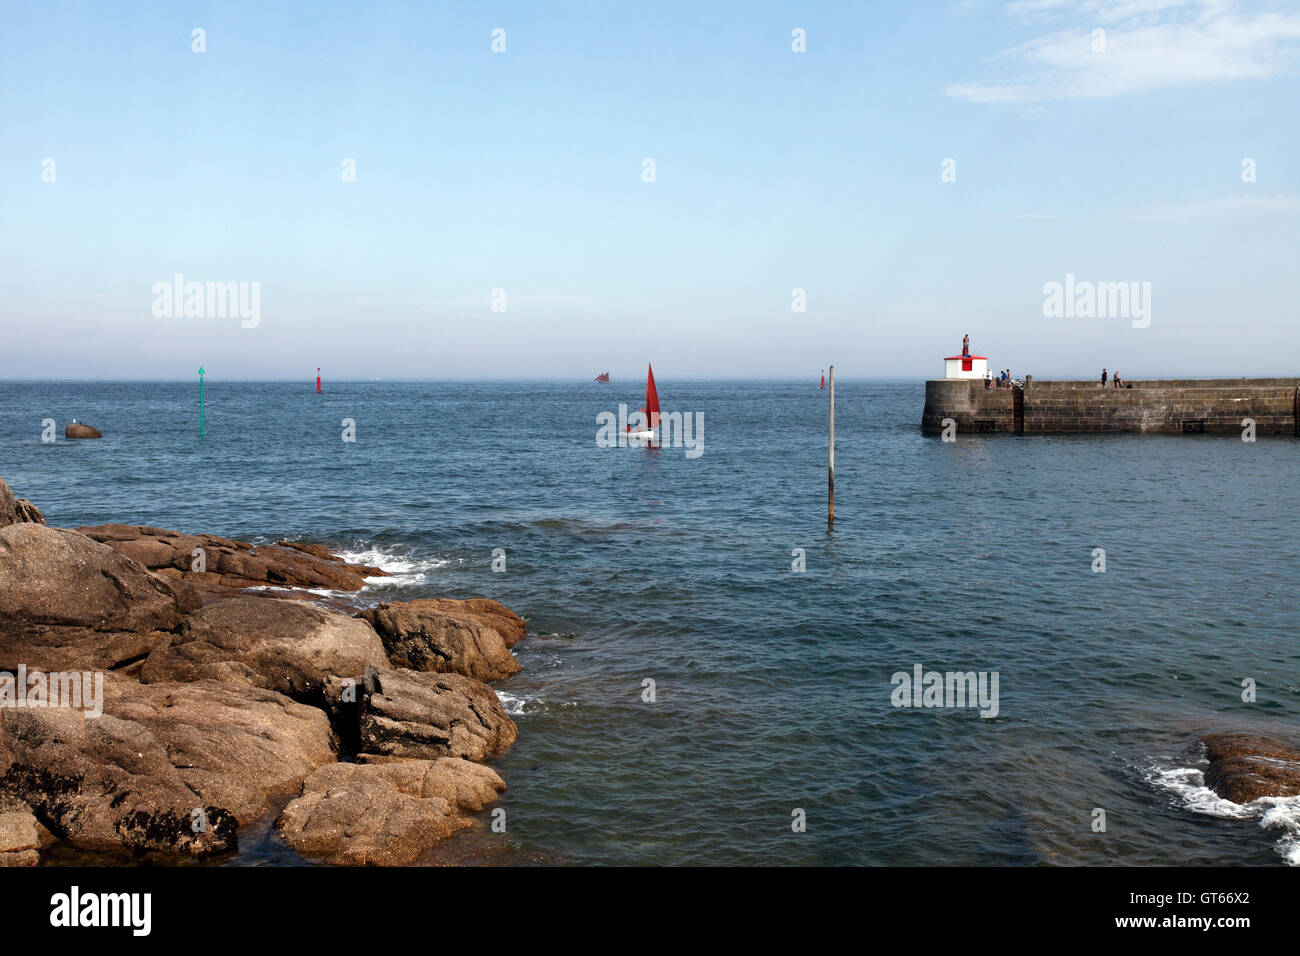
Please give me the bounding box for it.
[199,367,205,437]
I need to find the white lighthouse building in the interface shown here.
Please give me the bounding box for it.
[944,353,989,380]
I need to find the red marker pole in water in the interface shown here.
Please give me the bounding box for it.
[316,368,321,393]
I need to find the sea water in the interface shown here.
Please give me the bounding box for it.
[1,379,1296,865]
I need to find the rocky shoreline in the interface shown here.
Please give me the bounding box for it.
[0,476,522,866]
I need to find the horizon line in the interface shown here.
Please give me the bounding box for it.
[1,371,1297,384]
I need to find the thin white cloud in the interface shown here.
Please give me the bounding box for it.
[950,0,1300,102]
[1006,0,1079,19]
[1009,0,1196,24]
[1128,194,1300,219]
[945,81,1037,102]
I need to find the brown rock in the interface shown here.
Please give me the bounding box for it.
[1201,733,1300,803]
[275,757,504,865]
[425,599,527,648]
[141,597,387,704]
[0,478,44,528]
[0,625,175,674]
[65,423,102,439]
[358,666,517,762]
[106,679,338,819]
[0,677,335,859]
[361,600,521,681]
[76,524,386,597]
[278,540,349,562]
[0,524,184,634]
[0,797,56,866]
[159,574,203,614]
[0,703,234,858]
[0,793,57,839]
[13,501,43,525]
[0,801,52,868]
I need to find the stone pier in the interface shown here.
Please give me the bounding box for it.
[922,377,1300,435]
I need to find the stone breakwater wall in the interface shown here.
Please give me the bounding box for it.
[921,378,1300,435]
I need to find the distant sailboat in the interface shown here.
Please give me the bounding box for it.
[627,363,660,441]
[595,371,610,382]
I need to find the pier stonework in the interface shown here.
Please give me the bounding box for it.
[921,379,1018,433]
[922,378,1300,435]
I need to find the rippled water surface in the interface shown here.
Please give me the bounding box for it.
[2,380,1297,865]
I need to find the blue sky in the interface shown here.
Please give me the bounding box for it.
[1,0,1297,380]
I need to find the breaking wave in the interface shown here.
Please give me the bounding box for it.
[495,690,541,716]
[1150,764,1300,866]
[494,689,578,717]
[336,545,456,587]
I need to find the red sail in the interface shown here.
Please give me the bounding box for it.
[645,363,660,430]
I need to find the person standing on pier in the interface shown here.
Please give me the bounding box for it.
[962,334,970,356]
[1101,368,1108,387]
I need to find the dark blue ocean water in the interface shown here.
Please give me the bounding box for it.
[2,380,1297,866]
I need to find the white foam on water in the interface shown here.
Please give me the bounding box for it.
[1151,764,1300,865]
[1151,767,1257,819]
[495,690,539,716]
[494,689,578,717]
[336,546,454,587]
[243,585,345,598]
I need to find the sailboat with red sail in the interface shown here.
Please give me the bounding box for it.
[627,363,660,441]
[594,371,610,382]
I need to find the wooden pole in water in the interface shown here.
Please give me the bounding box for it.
[828,365,835,529]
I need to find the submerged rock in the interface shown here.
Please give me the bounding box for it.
[358,666,517,762]
[141,597,387,705]
[1201,733,1300,803]
[275,758,504,865]
[65,423,102,439]
[361,599,521,681]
